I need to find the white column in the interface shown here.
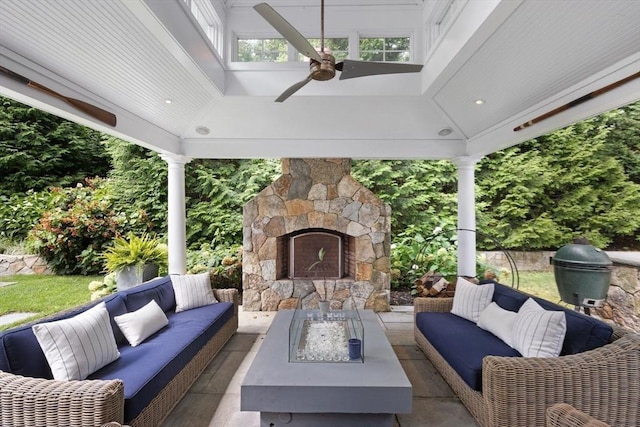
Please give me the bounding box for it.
[453,156,482,278]
[160,153,191,275]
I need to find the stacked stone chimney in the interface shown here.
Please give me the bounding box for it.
[242,158,391,312]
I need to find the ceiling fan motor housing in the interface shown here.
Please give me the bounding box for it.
[310,52,335,81]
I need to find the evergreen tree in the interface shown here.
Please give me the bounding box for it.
[0,96,110,196]
[477,117,640,249]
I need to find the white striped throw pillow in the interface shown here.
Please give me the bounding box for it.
[450,277,494,323]
[171,272,218,313]
[512,298,566,357]
[32,302,120,381]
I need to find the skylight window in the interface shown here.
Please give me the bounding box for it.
[359,37,411,62]
[238,38,289,62]
[237,38,348,62]
[182,0,223,55]
[296,38,349,62]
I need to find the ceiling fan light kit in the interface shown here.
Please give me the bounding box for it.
[254,1,424,102]
[311,52,336,81]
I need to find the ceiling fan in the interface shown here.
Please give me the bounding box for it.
[254,1,424,102]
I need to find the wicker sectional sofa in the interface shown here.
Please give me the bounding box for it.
[414,281,640,427]
[0,275,238,427]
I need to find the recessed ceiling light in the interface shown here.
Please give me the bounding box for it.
[164,98,172,104]
[474,99,485,105]
[438,127,453,136]
[195,126,210,135]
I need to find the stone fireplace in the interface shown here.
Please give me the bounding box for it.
[242,158,391,312]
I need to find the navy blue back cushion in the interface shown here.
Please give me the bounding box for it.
[121,276,175,313]
[104,294,128,344]
[491,282,612,355]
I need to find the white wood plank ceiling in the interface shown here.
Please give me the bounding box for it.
[0,0,638,159]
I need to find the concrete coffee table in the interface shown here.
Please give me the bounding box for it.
[241,309,412,427]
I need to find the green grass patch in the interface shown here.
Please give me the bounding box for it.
[514,271,569,307]
[0,275,99,330]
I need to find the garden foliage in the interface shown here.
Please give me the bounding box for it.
[0,97,110,196]
[477,118,640,250]
[1,100,638,284]
[26,178,153,275]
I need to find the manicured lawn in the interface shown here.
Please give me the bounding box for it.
[516,271,568,307]
[0,274,99,330]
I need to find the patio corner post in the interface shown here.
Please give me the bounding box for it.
[160,153,191,275]
[453,156,482,278]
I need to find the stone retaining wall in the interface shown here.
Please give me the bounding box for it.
[480,250,555,272]
[0,254,52,276]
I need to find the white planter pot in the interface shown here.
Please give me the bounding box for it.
[116,264,159,291]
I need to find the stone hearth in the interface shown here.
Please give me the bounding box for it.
[242,158,391,312]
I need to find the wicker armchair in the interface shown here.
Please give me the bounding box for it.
[414,297,640,427]
[0,373,125,426]
[546,403,611,427]
[0,288,238,427]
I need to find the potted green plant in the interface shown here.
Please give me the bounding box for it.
[102,232,168,291]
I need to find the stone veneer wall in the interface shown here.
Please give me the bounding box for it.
[597,260,640,332]
[0,254,52,276]
[242,158,391,312]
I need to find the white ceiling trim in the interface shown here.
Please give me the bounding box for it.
[181,137,464,159]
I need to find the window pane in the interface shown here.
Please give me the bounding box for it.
[385,52,404,62]
[237,38,288,62]
[361,51,383,61]
[296,38,349,62]
[360,37,410,62]
[360,37,384,51]
[385,37,409,50]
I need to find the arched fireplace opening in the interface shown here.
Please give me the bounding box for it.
[276,229,355,280]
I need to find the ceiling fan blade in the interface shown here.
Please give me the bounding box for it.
[0,66,117,126]
[336,60,423,80]
[254,3,322,63]
[275,74,314,103]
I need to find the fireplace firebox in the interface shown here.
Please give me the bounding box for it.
[277,229,355,280]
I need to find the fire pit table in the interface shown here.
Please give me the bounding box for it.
[241,309,412,427]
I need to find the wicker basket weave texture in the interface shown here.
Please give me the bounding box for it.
[0,288,239,427]
[546,403,612,427]
[414,296,640,427]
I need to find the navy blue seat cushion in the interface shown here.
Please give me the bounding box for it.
[90,301,233,423]
[0,293,128,378]
[121,275,176,313]
[416,311,520,391]
[491,282,612,355]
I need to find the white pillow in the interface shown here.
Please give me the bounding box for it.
[477,302,518,347]
[32,302,120,381]
[114,299,168,347]
[512,298,567,357]
[450,277,494,323]
[171,272,218,313]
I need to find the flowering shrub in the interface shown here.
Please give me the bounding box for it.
[187,243,242,292]
[391,224,492,293]
[88,272,117,300]
[27,178,153,275]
